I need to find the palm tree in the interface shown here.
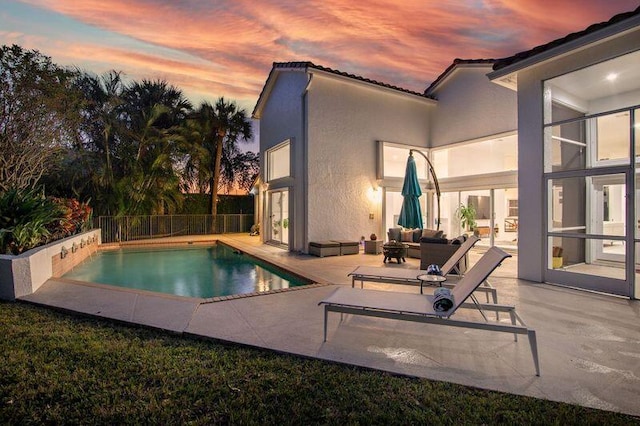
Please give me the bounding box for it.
[118,80,192,215]
[58,75,192,216]
[184,98,253,219]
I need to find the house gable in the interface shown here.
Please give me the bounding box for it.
[253,61,435,119]
[304,72,434,244]
[427,61,517,147]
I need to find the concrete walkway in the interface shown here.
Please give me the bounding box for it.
[20,234,640,417]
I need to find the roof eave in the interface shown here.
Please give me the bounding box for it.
[425,60,495,96]
[253,62,436,118]
[488,14,640,85]
[308,67,437,105]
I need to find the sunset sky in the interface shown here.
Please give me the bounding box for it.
[2,1,638,113]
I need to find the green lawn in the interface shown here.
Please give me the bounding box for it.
[1,302,638,425]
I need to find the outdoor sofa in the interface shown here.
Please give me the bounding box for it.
[388,227,469,274]
[387,227,443,258]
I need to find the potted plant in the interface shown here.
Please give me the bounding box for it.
[456,203,477,233]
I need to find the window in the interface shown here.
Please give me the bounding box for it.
[267,140,290,181]
[380,143,429,179]
[432,134,517,178]
[545,109,633,172]
[542,52,639,294]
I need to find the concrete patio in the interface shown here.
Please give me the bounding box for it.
[20,234,640,417]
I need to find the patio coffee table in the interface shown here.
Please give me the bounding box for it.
[383,243,408,263]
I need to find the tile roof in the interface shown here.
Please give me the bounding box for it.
[272,61,433,99]
[493,6,640,71]
[424,58,496,95]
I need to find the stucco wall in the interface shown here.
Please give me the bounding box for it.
[305,74,433,247]
[515,27,640,283]
[259,71,308,153]
[429,66,517,146]
[258,71,308,249]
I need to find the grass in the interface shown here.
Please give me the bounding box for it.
[1,302,638,425]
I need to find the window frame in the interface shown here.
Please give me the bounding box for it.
[266,139,291,182]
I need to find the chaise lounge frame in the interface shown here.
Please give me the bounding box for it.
[348,236,497,304]
[320,246,540,376]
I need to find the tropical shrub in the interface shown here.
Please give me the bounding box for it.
[6,220,52,255]
[0,188,61,254]
[0,189,92,255]
[49,197,93,240]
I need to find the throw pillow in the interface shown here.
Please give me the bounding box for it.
[401,230,414,242]
[388,227,401,242]
[413,229,422,242]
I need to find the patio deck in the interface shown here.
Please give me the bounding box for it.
[19,234,640,417]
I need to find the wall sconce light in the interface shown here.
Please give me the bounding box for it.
[61,246,68,259]
[367,186,381,204]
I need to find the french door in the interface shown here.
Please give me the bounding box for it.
[268,190,289,246]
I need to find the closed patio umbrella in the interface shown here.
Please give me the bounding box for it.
[397,153,423,229]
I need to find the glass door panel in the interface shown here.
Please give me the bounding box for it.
[546,172,630,296]
[268,190,289,246]
[591,177,625,263]
[461,190,493,246]
[440,189,516,250]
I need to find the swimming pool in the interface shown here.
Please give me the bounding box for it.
[62,244,311,299]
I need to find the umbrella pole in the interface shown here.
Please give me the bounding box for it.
[410,149,441,231]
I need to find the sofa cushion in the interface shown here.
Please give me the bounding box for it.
[422,228,444,239]
[309,241,340,248]
[412,228,423,242]
[401,230,414,242]
[388,227,401,242]
[420,237,448,244]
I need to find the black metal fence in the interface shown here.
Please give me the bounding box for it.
[95,214,254,243]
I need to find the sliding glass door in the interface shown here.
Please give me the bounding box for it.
[440,188,517,249]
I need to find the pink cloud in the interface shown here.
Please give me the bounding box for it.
[14,0,640,101]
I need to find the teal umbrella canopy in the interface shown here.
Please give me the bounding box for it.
[397,154,423,229]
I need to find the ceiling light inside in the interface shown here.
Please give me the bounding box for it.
[605,72,618,82]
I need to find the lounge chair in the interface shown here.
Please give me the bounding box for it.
[348,236,496,303]
[319,246,540,376]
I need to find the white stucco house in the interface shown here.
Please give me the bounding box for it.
[253,6,640,299]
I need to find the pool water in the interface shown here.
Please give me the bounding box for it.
[62,244,310,298]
